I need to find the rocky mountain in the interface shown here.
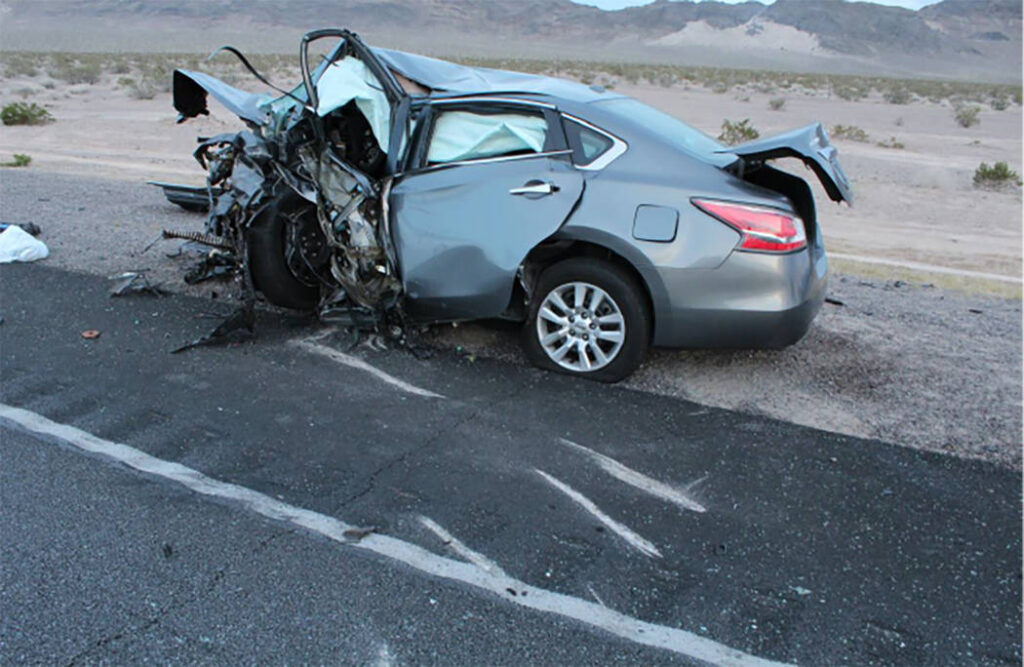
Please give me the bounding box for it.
[1,0,1020,81]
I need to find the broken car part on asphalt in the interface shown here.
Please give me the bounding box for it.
[109,271,169,298]
[0,222,42,237]
[167,28,851,381]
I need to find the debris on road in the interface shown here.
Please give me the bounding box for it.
[0,225,48,263]
[183,251,236,285]
[171,305,254,354]
[81,330,101,340]
[0,222,42,236]
[109,271,169,297]
[147,180,223,213]
[161,228,232,250]
[342,526,377,542]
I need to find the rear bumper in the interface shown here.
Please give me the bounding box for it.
[648,243,827,349]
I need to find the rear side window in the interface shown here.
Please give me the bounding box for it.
[564,119,614,166]
[426,110,549,165]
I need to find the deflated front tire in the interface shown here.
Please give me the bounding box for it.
[247,195,320,311]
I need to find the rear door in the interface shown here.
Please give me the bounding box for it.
[390,100,584,321]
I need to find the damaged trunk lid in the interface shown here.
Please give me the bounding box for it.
[721,123,853,204]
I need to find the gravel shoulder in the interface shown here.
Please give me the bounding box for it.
[1,169,1020,469]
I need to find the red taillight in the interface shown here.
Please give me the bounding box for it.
[692,198,807,252]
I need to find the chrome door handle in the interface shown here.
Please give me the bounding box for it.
[509,181,559,196]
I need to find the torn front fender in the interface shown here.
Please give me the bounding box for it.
[721,123,853,205]
[173,69,273,125]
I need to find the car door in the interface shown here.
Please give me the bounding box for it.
[389,101,585,321]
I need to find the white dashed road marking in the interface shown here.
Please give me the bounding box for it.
[559,438,707,514]
[1,403,790,667]
[418,515,508,578]
[289,338,445,399]
[534,468,664,559]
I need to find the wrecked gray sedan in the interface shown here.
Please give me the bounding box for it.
[170,29,851,382]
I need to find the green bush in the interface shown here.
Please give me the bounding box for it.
[718,118,759,145]
[2,154,32,168]
[954,104,981,128]
[973,162,1022,189]
[830,124,869,142]
[0,102,54,126]
[768,97,786,111]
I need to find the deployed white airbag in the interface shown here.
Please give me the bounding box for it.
[427,111,548,164]
[316,57,391,153]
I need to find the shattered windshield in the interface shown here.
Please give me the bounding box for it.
[315,57,392,153]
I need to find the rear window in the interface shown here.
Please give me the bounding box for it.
[593,98,733,166]
[565,119,614,165]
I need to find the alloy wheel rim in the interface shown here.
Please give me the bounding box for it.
[536,281,625,372]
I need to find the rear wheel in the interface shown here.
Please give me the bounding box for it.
[522,258,650,382]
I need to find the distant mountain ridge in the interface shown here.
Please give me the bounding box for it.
[1,0,1020,81]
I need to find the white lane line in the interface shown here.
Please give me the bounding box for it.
[588,584,608,608]
[418,516,508,578]
[559,438,707,514]
[1,403,789,667]
[534,468,663,559]
[289,339,445,399]
[829,252,1022,284]
[374,641,393,667]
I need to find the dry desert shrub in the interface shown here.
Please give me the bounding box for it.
[953,104,981,128]
[882,86,912,104]
[876,136,905,150]
[830,124,869,142]
[50,54,101,85]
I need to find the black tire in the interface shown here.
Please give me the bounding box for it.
[522,257,651,383]
[247,195,320,311]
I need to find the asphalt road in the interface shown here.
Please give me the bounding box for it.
[1,263,1020,665]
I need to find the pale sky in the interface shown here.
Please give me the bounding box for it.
[572,0,941,9]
